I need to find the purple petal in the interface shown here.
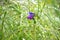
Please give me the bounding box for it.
[27,16,33,19]
[27,12,35,20]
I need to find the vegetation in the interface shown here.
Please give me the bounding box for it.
[0,0,60,40]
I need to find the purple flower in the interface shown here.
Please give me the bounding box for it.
[27,12,35,20]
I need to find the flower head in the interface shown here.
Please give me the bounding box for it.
[27,12,35,20]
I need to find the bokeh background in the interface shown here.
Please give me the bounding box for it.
[0,0,60,40]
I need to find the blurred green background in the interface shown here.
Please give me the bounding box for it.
[0,0,60,40]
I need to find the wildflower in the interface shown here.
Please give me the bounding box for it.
[27,12,35,20]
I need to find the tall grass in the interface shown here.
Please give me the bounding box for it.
[0,0,60,40]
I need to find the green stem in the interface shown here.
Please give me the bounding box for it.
[33,18,36,40]
[1,11,6,40]
[38,0,39,13]
[28,0,30,12]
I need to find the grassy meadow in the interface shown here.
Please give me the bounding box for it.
[0,0,60,40]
